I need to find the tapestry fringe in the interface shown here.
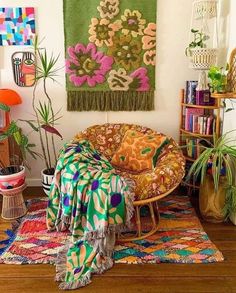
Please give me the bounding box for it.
[67,90,155,111]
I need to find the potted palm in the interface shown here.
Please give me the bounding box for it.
[28,37,63,195]
[187,131,236,223]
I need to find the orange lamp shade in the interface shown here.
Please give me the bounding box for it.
[0,89,22,106]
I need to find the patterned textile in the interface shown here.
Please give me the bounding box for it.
[46,139,133,290]
[0,196,224,266]
[115,196,224,263]
[0,199,68,264]
[74,123,186,200]
[63,0,156,111]
[110,129,168,172]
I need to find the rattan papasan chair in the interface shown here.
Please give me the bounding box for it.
[74,123,185,241]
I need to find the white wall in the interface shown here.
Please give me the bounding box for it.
[0,0,231,184]
[223,0,236,133]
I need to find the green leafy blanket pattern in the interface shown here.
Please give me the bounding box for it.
[46,140,133,290]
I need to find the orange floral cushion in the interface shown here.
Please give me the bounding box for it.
[111,130,168,172]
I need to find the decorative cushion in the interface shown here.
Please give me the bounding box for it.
[111,129,168,172]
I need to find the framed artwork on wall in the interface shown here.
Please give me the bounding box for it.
[0,7,35,46]
[11,51,36,87]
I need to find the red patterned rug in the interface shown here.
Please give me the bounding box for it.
[0,196,224,265]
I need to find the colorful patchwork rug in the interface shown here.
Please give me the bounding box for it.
[0,195,224,265]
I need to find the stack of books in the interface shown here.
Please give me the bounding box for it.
[185,81,215,106]
[185,138,205,159]
[184,108,214,135]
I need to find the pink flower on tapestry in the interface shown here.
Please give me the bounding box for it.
[66,43,114,87]
[130,67,150,91]
[142,22,156,66]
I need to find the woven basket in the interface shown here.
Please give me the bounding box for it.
[194,0,218,20]
[190,48,218,70]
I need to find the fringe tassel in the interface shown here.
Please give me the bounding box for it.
[67,90,155,111]
[55,242,69,282]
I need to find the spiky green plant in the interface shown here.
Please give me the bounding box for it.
[186,131,236,191]
[30,36,63,173]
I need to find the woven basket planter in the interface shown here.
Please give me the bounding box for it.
[190,48,218,70]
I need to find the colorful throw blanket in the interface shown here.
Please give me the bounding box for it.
[46,140,133,290]
[63,0,157,111]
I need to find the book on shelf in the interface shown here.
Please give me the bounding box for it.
[185,81,198,104]
[184,138,207,159]
[184,108,204,131]
[184,107,214,135]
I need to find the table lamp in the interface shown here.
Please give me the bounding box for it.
[0,89,22,129]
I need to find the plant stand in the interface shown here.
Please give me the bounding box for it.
[0,183,27,220]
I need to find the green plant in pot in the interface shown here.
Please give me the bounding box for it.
[0,103,40,190]
[26,37,63,195]
[186,131,236,223]
[208,65,228,93]
[185,29,209,57]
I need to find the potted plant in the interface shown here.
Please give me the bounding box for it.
[0,103,40,190]
[208,65,228,93]
[185,29,217,70]
[185,29,209,56]
[186,131,236,223]
[27,37,63,195]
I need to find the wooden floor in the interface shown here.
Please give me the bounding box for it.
[0,187,236,293]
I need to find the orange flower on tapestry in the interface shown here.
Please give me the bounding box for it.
[89,18,120,47]
[97,0,120,20]
[142,23,156,66]
[115,9,146,38]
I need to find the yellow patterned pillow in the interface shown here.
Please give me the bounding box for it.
[111,130,168,172]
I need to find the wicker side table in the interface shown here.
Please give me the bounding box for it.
[0,183,27,220]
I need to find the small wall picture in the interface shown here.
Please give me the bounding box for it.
[0,7,35,46]
[12,51,36,87]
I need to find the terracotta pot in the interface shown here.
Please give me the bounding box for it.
[41,168,54,196]
[199,174,226,223]
[0,165,25,190]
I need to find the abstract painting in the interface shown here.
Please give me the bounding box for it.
[0,7,35,46]
[12,51,36,87]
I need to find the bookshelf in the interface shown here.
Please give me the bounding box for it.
[179,88,222,191]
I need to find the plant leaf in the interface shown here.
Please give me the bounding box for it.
[0,103,10,112]
[41,124,62,138]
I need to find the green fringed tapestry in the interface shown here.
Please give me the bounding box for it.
[63,0,157,111]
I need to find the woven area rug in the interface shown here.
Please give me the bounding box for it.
[0,195,224,265]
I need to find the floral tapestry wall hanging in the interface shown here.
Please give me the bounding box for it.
[0,7,35,46]
[63,0,157,111]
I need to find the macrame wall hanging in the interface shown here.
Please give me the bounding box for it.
[63,0,157,111]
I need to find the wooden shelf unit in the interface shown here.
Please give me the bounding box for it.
[179,89,236,193]
[179,89,222,193]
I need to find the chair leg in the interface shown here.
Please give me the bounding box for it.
[136,206,142,237]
